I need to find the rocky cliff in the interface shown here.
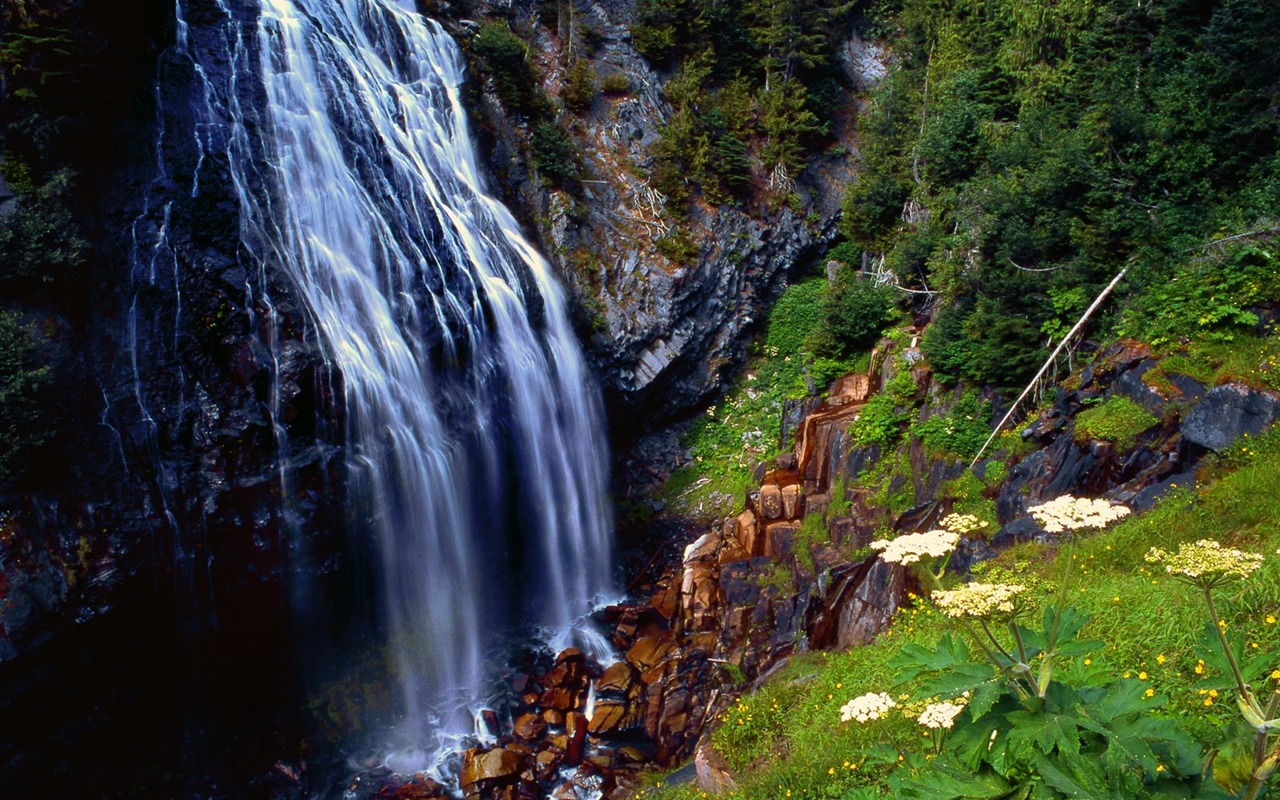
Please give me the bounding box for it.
[458,0,884,426]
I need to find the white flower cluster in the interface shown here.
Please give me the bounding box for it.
[931,582,1027,619]
[1146,539,1264,583]
[1028,495,1130,533]
[939,513,989,536]
[870,529,959,565]
[918,701,966,730]
[840,692,897,723]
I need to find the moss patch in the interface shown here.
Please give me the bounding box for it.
[1073,395,1159,450]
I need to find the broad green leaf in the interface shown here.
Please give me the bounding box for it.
[921,662,1001,700]
[1006,709,1082,756]
[1036,754,1117,799]
[893,632,974,683]
[885,756,1015,799]
[1087,679,1152,724]
[967,678,1004,721]
[1043,606,1092,650]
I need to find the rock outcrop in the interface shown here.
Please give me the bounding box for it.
[462,0,879,427]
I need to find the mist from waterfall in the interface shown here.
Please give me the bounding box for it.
[164,0,615,742]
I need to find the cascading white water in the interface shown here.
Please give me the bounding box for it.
[170,0,615,741]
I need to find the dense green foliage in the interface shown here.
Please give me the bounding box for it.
[0,4,107,488]
[560,59,597,115]
[815,270,896,360]
[845,0,1280,388]
[847,365,917,450]
[472,23,544,116]
[0,166,85,285]
[634,0,855,209]
[911,390,992,460]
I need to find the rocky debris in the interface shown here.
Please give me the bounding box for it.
[513,713,548,743]
[381,775,449,799]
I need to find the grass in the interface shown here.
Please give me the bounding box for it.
[1144,336,1280,395]
[645,424,1280,799]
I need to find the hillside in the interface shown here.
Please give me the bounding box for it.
[0,0,1278,797]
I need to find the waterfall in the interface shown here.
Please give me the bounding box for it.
[163,0,615,741]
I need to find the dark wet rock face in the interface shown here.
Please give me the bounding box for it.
[1181,384,1280,451]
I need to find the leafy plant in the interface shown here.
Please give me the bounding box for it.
[815,268,896,360]
[911,391,993,460]
[0,167,86,284]
[848,364,918,449]
[471,23,546,117]
[530,120,579,188]
[861,498,1235,799]
[1120,245,1280,349]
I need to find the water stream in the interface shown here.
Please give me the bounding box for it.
[149,0,615,751]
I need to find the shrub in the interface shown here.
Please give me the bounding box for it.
[849,366,918,450]
[560,59,596,114]
[0,167,86,284]
[839,170,910,250]
[816,270,896,359]
[911,390,992,460]
[530,121,578,188]
[922,302,1046,389]
[1119,244,1279,349]
[472,23,545,117]
[600,72,631,95]
[654,228,698,265]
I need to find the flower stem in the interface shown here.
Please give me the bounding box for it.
[1010,620,1030,667]
[1202,586,1250,699]
[1039,534,1077,698]
[979,618,1016,664]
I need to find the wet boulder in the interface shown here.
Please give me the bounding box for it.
[1182,384,1280,451]
[459,746,527,797]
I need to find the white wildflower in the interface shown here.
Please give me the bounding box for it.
[840,692,897,723]
[1146,539,1264,585]
[932,582,1027,619]
[1028,495,1130,533]
[918,701,966,730]
[870,529,959,565]
[939,513,988,536]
